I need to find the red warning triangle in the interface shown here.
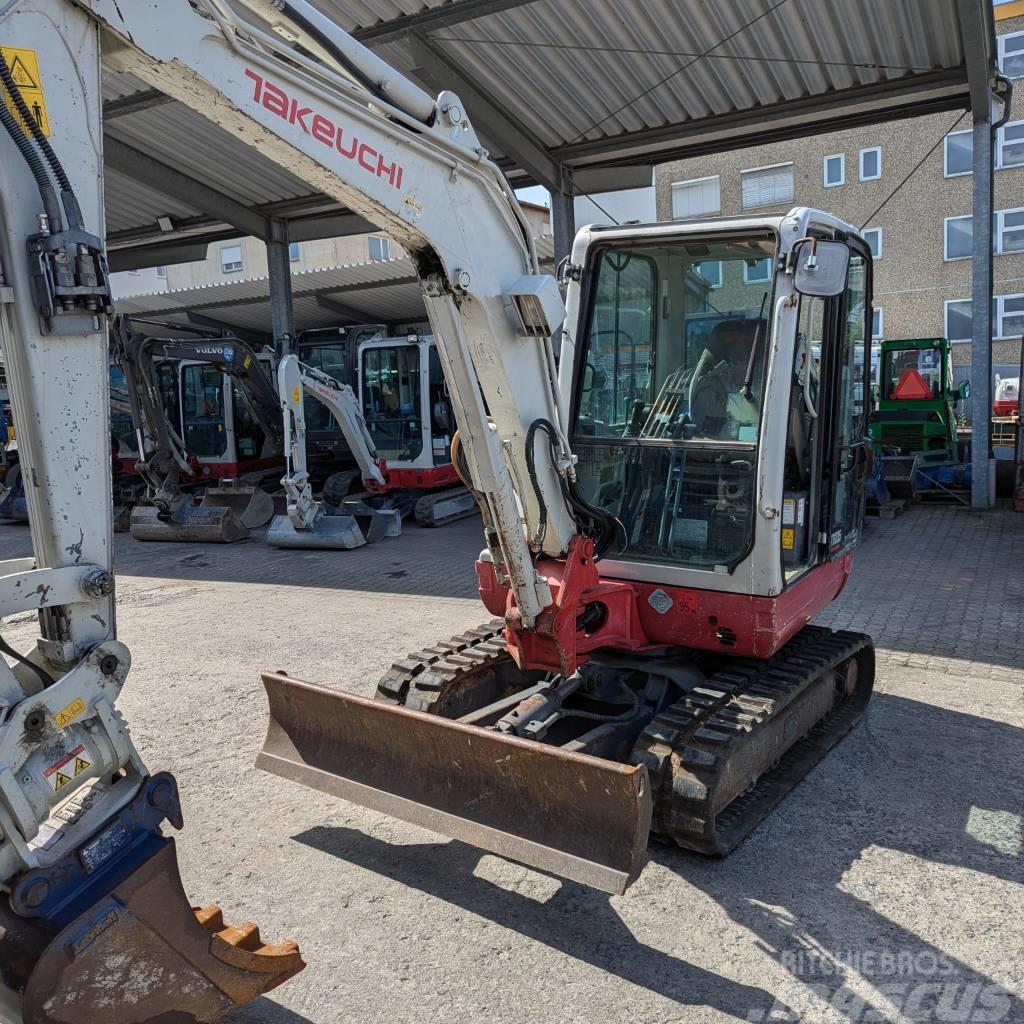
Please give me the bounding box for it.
[893,369,931,400]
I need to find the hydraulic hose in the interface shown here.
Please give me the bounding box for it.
[0,99,61,229]
[0,51,81,229]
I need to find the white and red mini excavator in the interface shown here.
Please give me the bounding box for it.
[0,1,873,1019]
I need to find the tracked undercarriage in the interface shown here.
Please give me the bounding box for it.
[261,620,873,892]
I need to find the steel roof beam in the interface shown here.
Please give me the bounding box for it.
[104,137,270,239]
[354,0,539,45]
[407,31,561,191]
[185,312,272,348]
[552,69,970,168]
[103,89,175,120]
[315,294,369,323]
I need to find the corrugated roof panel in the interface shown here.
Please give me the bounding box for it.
[104,167,203,234]
[105,104,316,207]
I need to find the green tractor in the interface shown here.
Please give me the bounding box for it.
[868,337,971,500]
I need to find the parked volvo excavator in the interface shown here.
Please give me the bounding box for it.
[0,0,874,1019]
[114,318,284,542]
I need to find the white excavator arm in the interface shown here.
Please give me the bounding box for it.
[0,0,590,1017]
[86,0,586,624]
[277,352,385,531]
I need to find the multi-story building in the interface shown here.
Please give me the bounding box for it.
[654,5,1024,398]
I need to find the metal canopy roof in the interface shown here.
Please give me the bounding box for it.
[102,0,995,268]
[116,236,556,337]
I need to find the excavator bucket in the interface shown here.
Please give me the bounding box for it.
[129,504,250,543]
[199,480,276,529]
[2,838,303,1024]
[265,507,401,550]
[257,673,652,894]
[882,454,918,501]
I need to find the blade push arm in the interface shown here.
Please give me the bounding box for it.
[84,0,583,625]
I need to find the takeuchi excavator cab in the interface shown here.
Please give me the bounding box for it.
[567,215,873,601]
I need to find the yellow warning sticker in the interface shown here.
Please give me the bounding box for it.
[0,47,50,137]
[55,697,86,729]
[43,744,87,793]
[781,527,795,550]
[292,386,301,405]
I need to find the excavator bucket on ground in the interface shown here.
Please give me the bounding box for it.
[199,480,276,529]
[257,672,652,894]
[129,504,250,543]
[129,483,274,543]
[0,836,303,1024]
[266,506,401,549]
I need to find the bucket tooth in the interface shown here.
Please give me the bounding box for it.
[257,672,652,894]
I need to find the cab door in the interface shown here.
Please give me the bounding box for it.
[822,249,872,558]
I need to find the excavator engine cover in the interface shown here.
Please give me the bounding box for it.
[258,673,652,894]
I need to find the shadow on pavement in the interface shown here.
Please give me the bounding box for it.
[293,694,1022,1023]
[294,824,783,1023]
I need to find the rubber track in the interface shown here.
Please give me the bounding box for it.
[631,625,874,856]
[413,486,478,527]
[375,619,514,712]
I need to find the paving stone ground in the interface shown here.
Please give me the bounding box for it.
[1,504,1022,1024]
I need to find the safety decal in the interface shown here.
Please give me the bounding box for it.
[43,744,91,794]
[0,47,50,137]
[55,696,86,729]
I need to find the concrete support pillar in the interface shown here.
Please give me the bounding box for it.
[970,114,994,510]
[266,218,296,357]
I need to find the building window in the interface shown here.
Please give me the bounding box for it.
[693,260,722,288]
[156,265,167,279]
[945,295,1024,341]
[1001,294,1024,338]
[671,176,720,219]
[368,236,391,261]
[220,245,243,273]
[862,228,882,259]
[743,257,772,284]
[823,154,845,187]
[740,163,794,210]
[944,216,972,260]
[998,121,1024,168]
[998,30,1024,79]
[997,208,1024,254]
[289,241,300,261]
[872,308,883,340]
[944,130,973,176]
[859,147,881,181]
[945,299,973,341]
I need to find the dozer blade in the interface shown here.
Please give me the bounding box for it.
[129,504,249,543]
[257,672,652,894]
[3,838,303,1024]
[201,481,275,529]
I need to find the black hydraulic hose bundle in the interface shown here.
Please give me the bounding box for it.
[525,418,621,558]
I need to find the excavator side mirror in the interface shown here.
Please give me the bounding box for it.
[959,379,971,400]
[792,240,850,297]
